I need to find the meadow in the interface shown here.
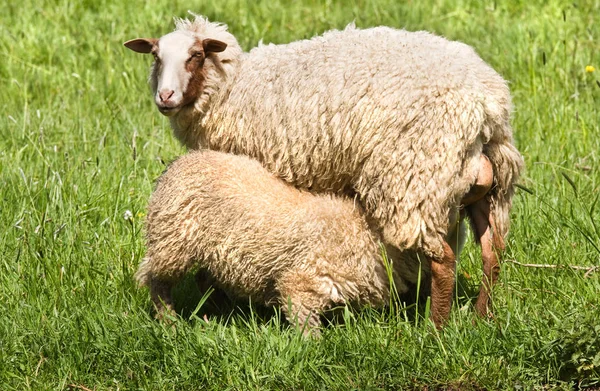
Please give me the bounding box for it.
[1,0,599,389]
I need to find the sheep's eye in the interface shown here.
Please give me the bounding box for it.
[187,52,204,64]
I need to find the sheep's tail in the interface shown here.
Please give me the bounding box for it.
[483,138,524,248]
[134,257,153,287]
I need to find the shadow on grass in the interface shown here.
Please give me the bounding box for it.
[170,273,279,326]
[160,268,484,330]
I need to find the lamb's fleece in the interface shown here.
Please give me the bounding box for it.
[166,15,523,260]
[136,150,421,329]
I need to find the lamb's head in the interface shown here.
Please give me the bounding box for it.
[124,31,227,117]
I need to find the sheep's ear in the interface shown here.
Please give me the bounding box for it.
[124,38,158,54]
[203,38,227,53]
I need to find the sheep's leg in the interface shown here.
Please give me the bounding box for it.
[277,273,324,336]
[279,292,322,336]
[148,277,176,320]
[469,198,504,318]
[458,153,504,316]
[430,241,456,328]
[280,299,322,337]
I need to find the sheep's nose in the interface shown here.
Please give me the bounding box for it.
[159,90,174,103]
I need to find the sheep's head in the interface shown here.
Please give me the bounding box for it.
[125,31,227,117]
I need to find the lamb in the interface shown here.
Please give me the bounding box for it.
[125,15,524,326]
[136,149,424,334]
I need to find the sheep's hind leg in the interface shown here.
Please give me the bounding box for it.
[460,153,501,317]
[468,197,504,318]
[430,242,456,328]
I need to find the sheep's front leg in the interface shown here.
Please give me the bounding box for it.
[277,272,324,337]
[281,300,322,337]
[469,198,504,318]
[430,242,456,328]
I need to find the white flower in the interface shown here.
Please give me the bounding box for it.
[123,210,133,221]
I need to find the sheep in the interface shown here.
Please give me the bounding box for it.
[136,149,426,334]
[125,14,524,326]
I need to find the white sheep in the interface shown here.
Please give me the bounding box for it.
[137,150,425,334]
[125,14,524,325]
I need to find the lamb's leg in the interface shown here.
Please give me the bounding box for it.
[469,198,504,317]
[281,299,322,337]
[430,241,456,328]
[277,272,324,337]
[148,277,175,320]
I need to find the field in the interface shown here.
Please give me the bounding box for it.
[1,0,599,389]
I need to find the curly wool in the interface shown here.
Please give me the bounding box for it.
[137,150,423,328]
[163,15,523,259]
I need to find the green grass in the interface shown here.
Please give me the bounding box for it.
[1,0,599,389]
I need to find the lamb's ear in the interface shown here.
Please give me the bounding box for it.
[124,38,158,54]
[203,38,227,53]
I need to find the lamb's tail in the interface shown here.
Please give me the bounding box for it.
[483,137,524,248]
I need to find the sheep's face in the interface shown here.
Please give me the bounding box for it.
[124,32,227,117]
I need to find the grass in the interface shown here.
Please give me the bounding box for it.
[1,0,599,389]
